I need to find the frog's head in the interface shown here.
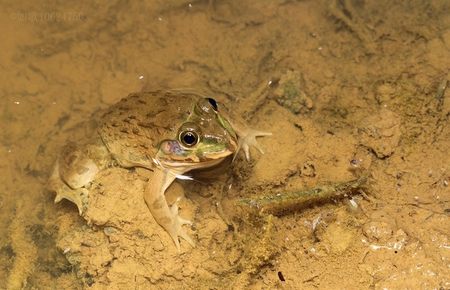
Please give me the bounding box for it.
[155,97,238,171]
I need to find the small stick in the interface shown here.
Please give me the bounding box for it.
[239,176,368,216]
[435,79,448,111]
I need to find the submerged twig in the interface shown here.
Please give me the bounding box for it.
[435,79,448,111]
[239,175,368,216]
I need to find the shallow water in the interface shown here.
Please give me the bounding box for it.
[1,1,449,289]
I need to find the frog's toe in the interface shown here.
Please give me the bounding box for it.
[54,185,88,215]
[237,129,272,161]
[168,220,195,252]
[170,198,193,226]
[177,226,195,248]
[168,199,195,251]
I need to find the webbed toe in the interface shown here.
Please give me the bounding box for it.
[236,129,272,161]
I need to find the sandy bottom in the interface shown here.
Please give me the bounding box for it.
[0,1,449,289]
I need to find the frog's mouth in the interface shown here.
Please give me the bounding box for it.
[156,148,234,169]
[158,156,230,171]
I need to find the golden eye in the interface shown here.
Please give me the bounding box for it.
[178,122,201,147]
[179,131,198,147]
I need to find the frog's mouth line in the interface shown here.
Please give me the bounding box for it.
[156,153,232,171]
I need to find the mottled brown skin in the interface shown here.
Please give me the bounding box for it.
[98,91,197,168]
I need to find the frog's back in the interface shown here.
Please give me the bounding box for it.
[98,91,199,168]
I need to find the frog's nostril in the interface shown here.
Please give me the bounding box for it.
[207,98,218,111]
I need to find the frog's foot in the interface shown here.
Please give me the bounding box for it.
[54,184,89,215]
[168,198,195,251]
[236,129,272,161]
[48,162,88,215]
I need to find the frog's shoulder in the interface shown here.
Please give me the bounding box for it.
[97,91,198,168]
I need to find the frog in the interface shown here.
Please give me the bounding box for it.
[48,90,271,251]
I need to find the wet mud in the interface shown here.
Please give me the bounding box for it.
[0,1,449,289]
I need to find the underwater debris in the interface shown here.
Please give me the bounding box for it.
[238,175,368,216]
[435,78,448,111]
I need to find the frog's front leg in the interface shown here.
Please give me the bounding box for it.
[144,168,195,251]
[230,121,272,161]
[236,128,272,161]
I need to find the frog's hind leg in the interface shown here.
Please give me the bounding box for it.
[48,141,106,215]
[144,168,195,252]
[48,161,90,215]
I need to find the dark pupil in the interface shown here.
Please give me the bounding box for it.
[207,98,218,111]
[183,132,197,145]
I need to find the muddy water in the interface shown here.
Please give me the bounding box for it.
[1,1,449,289]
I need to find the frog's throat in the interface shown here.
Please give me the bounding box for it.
[154,156,228,172]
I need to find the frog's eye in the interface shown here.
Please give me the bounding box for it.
[180,131,198,147]
[195,98,219,115]
[178,122,201,147]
